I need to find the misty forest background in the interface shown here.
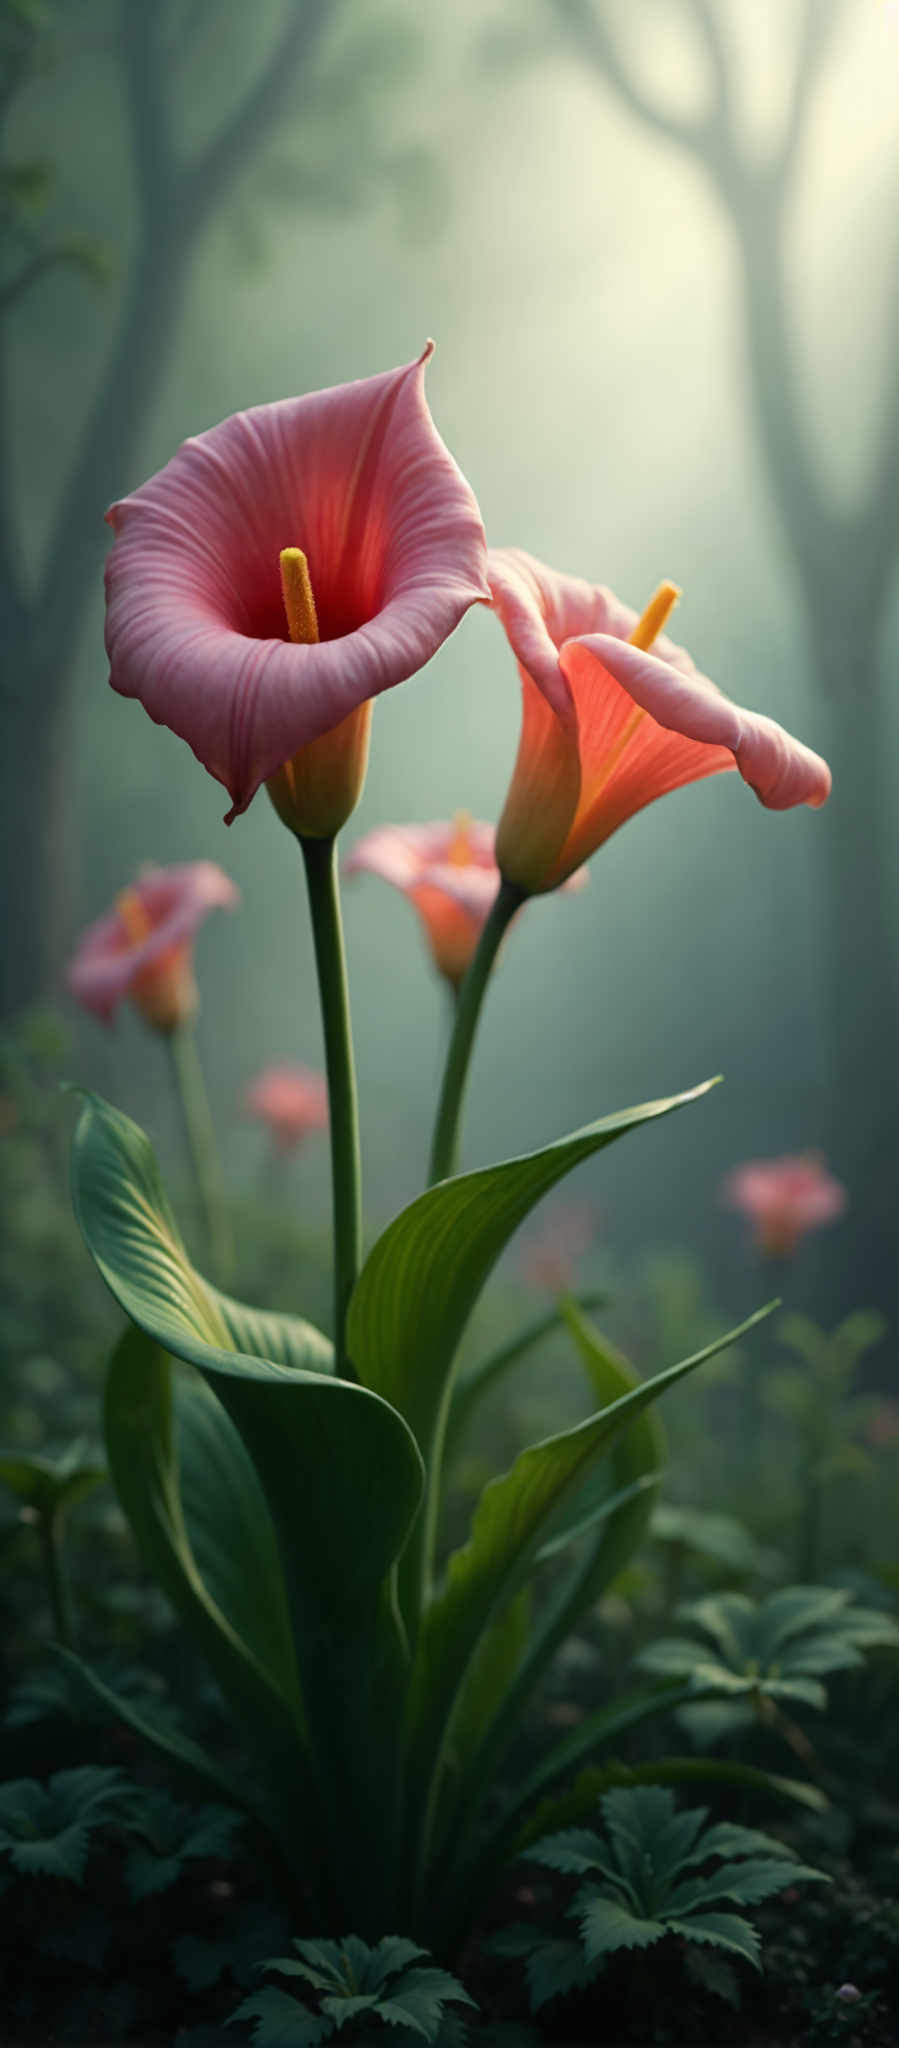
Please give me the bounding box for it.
[2,0,898,1341]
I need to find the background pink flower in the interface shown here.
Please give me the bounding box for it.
[522,1201,596,1295]
[245,1065,329,1152]
[723,1154,848,1258]
[487,549,831,891]
[67,862,239,1031]
[344,816,502,987]
[104,347,489,821]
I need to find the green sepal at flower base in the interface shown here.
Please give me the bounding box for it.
[70,1091,425,1931]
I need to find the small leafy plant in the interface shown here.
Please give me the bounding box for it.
[0,1765,128,1883]
[638,1584,899,1711]
[492,1786,826,2012]
[230,1934,476,2044]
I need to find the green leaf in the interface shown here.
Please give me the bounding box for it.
[664,1912,760,1967]
[572,1891,666,1962]
[521,1937,590,2012]
[229,1987,332,2045]
[0,1440,105,1518]
[374,1966,476,2038]
[409,1306,772,1850]
[348,1082,719,1467]
[105,1328,306,1760]
[666,1856,826,1915]
[52,1647,260,1823]
[71,1092,333,1379]
[71,1093,426,1909]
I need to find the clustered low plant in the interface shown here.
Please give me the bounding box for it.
[490,1785,827,2011]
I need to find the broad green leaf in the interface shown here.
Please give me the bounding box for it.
[409,1307,772,1850]
[72,1094,426,1906]
[348,1081,719,1465]
[105,1328,306,1762]
[438,1310,672,1883]
[71,1092,333,1379]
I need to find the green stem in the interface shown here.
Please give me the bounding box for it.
[39,1510,73,1648]
[300,835,361,1378]
[427,879,525,1186]
[167,1024,232,1285]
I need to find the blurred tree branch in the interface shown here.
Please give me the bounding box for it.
[0,0,429,1008]
[550,0,899,1309]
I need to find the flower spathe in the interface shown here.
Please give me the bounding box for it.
[67,862,239,1031]
[344,816,503,988]
[246,1065,329,1152]
[723,1153,848,1258]
[487,549,832,892]
[104,346,490,825]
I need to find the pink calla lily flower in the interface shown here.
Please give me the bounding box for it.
[67,862,239,1031]
[104,346,490,827]
[487,549,831,892]
[723,1154,847,1258]
[246,1065,329,1152]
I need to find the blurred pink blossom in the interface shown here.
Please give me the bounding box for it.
[867,1401,899,1450]
[345,815,500,988]
[246,1065,329,1152]
[723,1154,847,1258]
[522,1202,595,1295]
[67,862,239,1032]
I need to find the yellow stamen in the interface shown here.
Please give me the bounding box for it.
[447,810,473,865]
[280,547,319,646]
[628,579,681,652]
[116,887,153,947]
[577,582,683,820]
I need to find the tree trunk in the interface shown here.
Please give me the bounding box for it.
[812,623,898,1320]
[0,227,189,1017]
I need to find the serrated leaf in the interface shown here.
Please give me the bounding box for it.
[683,1942,742,2007]
[572,1891,666,1963]
[229,1987,332,2045]
[664,1912,760,1967]
[524,1937,590,2012]
[666,1856,826,1915]
[320,1994,379,2027]
[375,1966,475,2039]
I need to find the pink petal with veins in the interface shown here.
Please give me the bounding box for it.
[105,347,490,818]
